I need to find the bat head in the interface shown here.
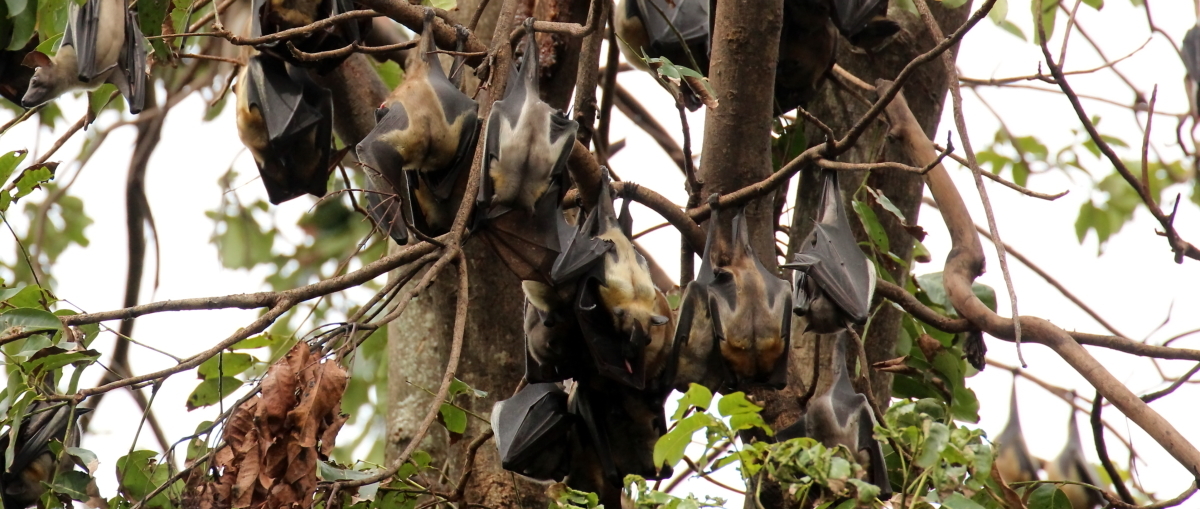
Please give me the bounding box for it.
[20,51,67,109]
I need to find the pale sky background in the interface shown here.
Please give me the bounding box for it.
[1,0,1199,506]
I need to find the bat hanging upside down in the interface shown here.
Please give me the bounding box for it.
[0,404,93,509]
[21,0,147,114]
[671,195,792,392]
[357,8,480,243]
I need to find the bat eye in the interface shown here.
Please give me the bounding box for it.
[650,315,668,326]
[713,269,733,283]
[374,106,389,122]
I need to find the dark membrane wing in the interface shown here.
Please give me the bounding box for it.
[357,104,412,243]
[493,383,572,481]
[118,9,147,114]
[636,0,710,71]
[8,406,91,475]
[790,171,872,322]
[575,275,647,390]
[71,0,101,80]
[857,406,893,499]
[477,182,566,284]
[550,209,612,285]
[571,383,672,487]
[1184,25,1200,83]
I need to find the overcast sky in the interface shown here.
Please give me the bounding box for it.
[1,0,1198,505]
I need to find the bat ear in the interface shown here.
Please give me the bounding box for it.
[22,51,51,69]
[375,105,389,122]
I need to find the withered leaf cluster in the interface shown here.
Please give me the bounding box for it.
[187,343,349,509]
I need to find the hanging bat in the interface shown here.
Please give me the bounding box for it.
[252,0,364,72]
[21,0,147,114]
[477,18,578,222]
[1046,410,1104,509]
[828,0,899,49]
[551,175,670,390]
[568,380,673,491]
[235,53,334,205]
[1182,23,1200,119]
[522,279,587,383]
[357,7,479,241]
[668,201,730,392]
[491,383,573,481]
[994,381,1039,484]
[614,0,710,110]
[0,405,92,509]
[776,332,892,500]
[774,0,837,114]
[783,170,876,334]
[704,201,792,389]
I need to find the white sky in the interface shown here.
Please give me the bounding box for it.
[1,0,1199,505]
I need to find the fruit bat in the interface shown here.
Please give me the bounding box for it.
[21,0,147,114]
[614,0,710,110]
[491,383,573,481]
[776,332,892,500]
[1046,411,1104,509]
[1182,23,1200,119]
[252,0,364,72]
[235,53,334,205]
[668,202,733,392]
[522,279,587,383]
[827,0,900,49]
[783,170,876,334]
[357,8,479,242]
[0,405,92,509]
[994,382,1039,485]
[697,201,792,389]
[774,0,837,114]
[477,18,579,222]
[550,175,670,390]
[568,380,672,490]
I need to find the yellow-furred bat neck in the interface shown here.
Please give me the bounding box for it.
[596,227,661,338]
[269,0,324,28]
[234,65,270,167]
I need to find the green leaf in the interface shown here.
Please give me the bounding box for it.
[0,150,28,185]
[0,308,62,336]
[940,0,967,8]
[438,404,467,434]
[915,422,950,468]
[196,352,254,379]
[66,446,98,472]
[653,413,714,469]
[317,461,376,481]
[116,450,180,508]
[672,383,713,420]
[865,187,906,223]
[716,392,761,417]
[915,272,951,312]
[448,378,486,399]
[852,200,890,254]
[1075,201,1096,243]
[231,333,279,349]
[137,0,170,59]
[425,0,455,10]
[88,84,117,117]
[972,283,997,312]
[1028,484,1072,509]
[729,412,772,435]
[943,492,988,509]
[371,59,403,90]
[1031,0,1056,43]
[6,0,34,51]
[27,348,101,378]
[186,377,243,410]
[950,384,981,423]
[13,162,56,199]
[49,470,93,501]
[6,0,28,19]
[987,0,1008,22]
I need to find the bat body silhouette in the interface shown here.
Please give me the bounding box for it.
[776,332,891,499]
[235,52,334,205]
[252,0,363,72]
[994,382,1039,484]
[357,9,479,242]
[491,383,573,481]
[549,176,670,389]
[614,0,709,109]
[478,19,578,221]
[827,0,899,49]
[21,0,147,113]
[784,170,876,334]
[568,379,673,492]
[1046,412,1104,509]
[0,405,91,509]
[673,197,791,391]
[775,0,837,114]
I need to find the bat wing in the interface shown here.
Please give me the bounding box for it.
[524,299,586,383]
[550,209,612,285]
[492,383,573,481]
[787,171,873,323]
[775,412,808,442]
[8,406,90,476]
[575,271,647,389]
[109,9,147,114]
[570,384,670,488]
[1184,25,1200,83]
[758,256,793,388]
[548,112,579,178]
[667,280,725,391]
[70,0,102,80]
[357,104,412,243]
[995,383,1038,481]
[423,29,480,202]
[477,181,566,284]
[635,0,710,70]
[855,405,892,499]
[249,57,333,204]
[475,107,506,220]
[829,0,877,39]
[569,385,619,484]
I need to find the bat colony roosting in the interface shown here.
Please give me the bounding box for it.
[2,0,1159,505]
